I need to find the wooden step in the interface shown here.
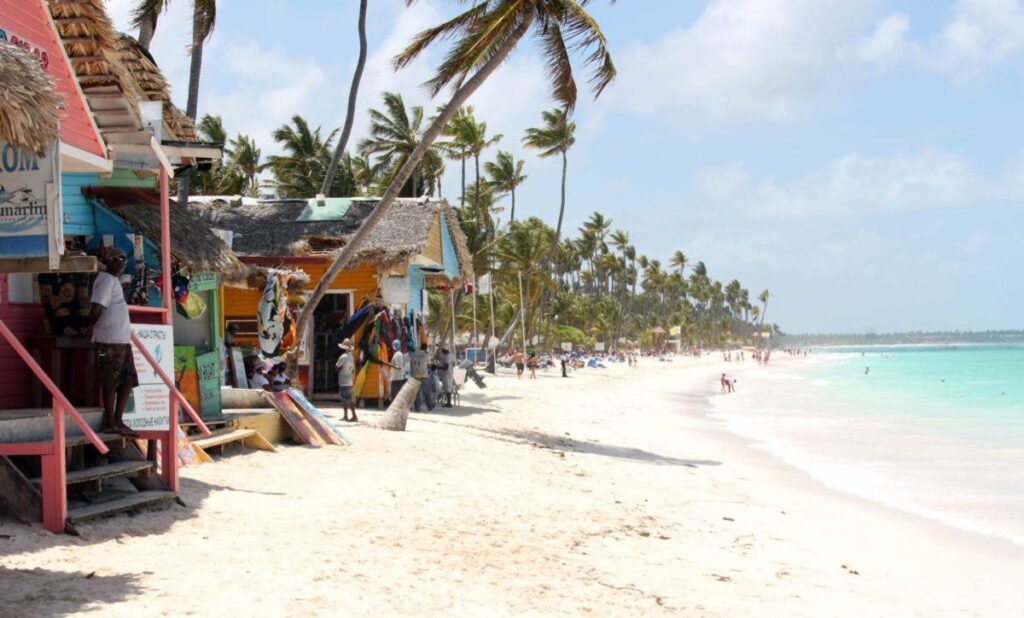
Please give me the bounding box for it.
[190,428,275,464]
[64,432,128,449]
[66,490,177,525]
[29,460,152,486]
[190,428,256,449]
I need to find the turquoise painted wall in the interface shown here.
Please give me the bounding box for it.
[439,213,461,280]
[88,203,163,307]
[406,265,425,313]
[62,173,99,236]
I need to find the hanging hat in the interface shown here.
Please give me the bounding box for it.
[338,338,354,351]
[393,339,402,350]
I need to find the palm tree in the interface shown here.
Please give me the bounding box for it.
[350,154,382,195]
[444,106,502,208]
[485,151,527,222]
[670,250,688,276]
[267,115,340,198]
[297,0,617,356]
[223,134,265,197]
[524,108,576,249]
[321,0,369,196]
[358,92,437,197]
[135,0,218,206]
[758,288,771,345]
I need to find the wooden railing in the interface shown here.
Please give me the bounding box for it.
[0,317,108,532]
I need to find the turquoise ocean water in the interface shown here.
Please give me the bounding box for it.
[708,345,1024,547]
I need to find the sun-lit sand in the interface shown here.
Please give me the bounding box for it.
[1,357,1022,616]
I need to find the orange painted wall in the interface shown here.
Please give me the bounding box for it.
[222,260,379,325]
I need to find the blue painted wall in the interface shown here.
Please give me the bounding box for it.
[88,203,163,307]
[439,213,461,280]
[406,265,425,313]
[62,173,99,236]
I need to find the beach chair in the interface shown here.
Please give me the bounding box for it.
[452,367,468,407]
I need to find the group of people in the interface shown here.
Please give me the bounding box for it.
[334,337,462,421]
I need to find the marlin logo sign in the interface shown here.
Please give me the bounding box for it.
[0,140,60,261]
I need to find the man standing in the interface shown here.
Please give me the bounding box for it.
[389,339,406,403]
[410,342,430,412]
[89,248,139,437]
[335,338,357,422]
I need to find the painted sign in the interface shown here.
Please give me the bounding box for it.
[126,324,174,431]
[230,348,248,389]
[0,140,62,266]
[196,350,222,418]
[595,342,606,352]
[188,271,218,293]
[561,342,572,352]
[174,346,200,413]
[477,273,492,295]
[381,276,411,307]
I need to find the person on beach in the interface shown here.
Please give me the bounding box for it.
[271,362,291,391]
[411,343,431,411]
[527,352,538,379]
[560,352,568,378]
[89,248,139,437]
[436,346,454,408]
[389,339,406,403]
[250,365,270,391]
[335,338,357,422]
[514,349,526,379]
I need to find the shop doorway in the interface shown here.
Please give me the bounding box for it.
[312,291,351,394]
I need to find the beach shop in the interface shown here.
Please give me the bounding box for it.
[192,196,473,402]
[0,0,223,533]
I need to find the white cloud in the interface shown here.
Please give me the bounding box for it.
[693,148,1024,219]
[932,0,1024,81]
[853,12,915,68]
[857,0,1024,82]
[609,0,884,123]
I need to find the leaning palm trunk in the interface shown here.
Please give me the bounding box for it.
[320,0,368,195]
[176,13,205,208]
[377,378,420,431]
[294,14,536,362]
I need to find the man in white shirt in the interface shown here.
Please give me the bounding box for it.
[335,338,357,421]
[89,248,139,437]
[389,339,406,404]
[249,365,270,391]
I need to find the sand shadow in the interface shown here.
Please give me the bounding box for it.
[0,476,227,549]
[0,566,144,616]
[472,426,721,468]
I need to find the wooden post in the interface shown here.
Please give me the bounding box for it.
[159,167,179,492]
[40,402,67,533]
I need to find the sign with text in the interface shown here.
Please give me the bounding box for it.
[0,140,62,266]
[196,350,222,418]
[381,276,410,307]
[188,271,218,293]
[126,324,174,431]
[477,273,492,295]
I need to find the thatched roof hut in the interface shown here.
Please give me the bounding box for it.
[0,43,62,155]
[189,197,474,283]
[48,0,197,144]
[82,187,248,283]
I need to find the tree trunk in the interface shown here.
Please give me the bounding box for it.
[138,13,157,50]
[474,153,480,217]
[321,0,368,196]
[176,15,205,208]
[460,157,466,207]
[510,186,516,222]
[293,13,535,366]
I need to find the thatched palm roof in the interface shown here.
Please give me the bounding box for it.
[82,187,247,282]
[0,43,62,155]
[190,197,473,282]
[48,1,197,144]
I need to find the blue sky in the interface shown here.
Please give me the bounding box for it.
[105,0,1024,333]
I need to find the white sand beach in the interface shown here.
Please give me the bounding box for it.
[1,358,1022,617]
